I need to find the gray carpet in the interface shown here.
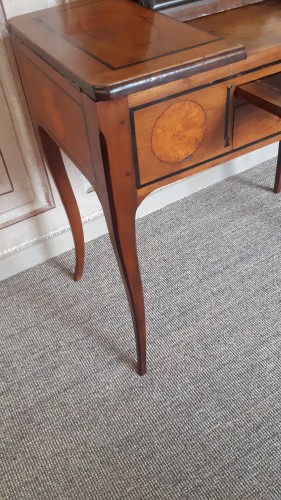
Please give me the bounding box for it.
[1,158,281,499]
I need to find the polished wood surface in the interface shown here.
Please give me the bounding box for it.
[14,41,96,186]
[161,0,264,21]
[190,0,281,58]
[8,0,246,99]
[133,81,233,186]
[8,0,281,373]
[151,101,207,163]
[92,97,146,376]
[21,55,93,175]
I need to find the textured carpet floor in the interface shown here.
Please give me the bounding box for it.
[1,158,281,499]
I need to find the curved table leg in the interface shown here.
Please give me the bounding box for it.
[39,127,85,281]
[101,188,146,376]
[88,97,147,375]
[274,141,281,193]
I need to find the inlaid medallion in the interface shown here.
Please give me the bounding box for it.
[151,101,207,163]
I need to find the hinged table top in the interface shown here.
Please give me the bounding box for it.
[8,0,246,99]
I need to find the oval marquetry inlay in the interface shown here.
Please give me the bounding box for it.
[42,83,65,141]
[79,13,160,46]
[151,101,207,163]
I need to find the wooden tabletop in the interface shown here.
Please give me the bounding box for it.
[8,0,246,100]
[191,0,281,58]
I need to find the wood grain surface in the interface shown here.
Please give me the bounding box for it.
[133,82,233,186]
[8,0,246,99]
[162,0,265,21]
[84,95,147,375]
[151,101,207,163]
[13,41,96,187]
[190,0,281,57]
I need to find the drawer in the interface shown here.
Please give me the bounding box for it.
[131,83,233,187]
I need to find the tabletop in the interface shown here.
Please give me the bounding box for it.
[8,0,246,99]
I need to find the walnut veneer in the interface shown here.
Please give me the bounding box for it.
[8,0,281,374]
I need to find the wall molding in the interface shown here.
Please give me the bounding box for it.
[0,148,13,195]
[0,5,54,229]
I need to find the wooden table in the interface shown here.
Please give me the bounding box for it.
[8,0,281,374]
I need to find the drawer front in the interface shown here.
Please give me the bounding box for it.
[18,52,93,180]
[131,83,233,187]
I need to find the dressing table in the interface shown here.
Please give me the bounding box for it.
[8,0,281,374]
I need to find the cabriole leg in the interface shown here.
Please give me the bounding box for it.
[102,191,146,376]
[39,127,85,281]
[88,97,147,375]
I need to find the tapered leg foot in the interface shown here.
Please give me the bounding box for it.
[104,206,147,376]
[38,127,85,281]
[274,141,281,193]
[138,357,147,376]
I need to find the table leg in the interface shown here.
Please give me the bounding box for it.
[99,175,146,375]
[274,141,281,193]
[38,127,85,281]
[87,97,147,375]
[101,188,146,375]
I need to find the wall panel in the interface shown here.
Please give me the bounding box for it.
[0,0,102,264]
